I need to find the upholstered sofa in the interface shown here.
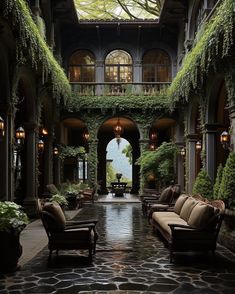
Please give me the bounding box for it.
[151,194,225,262]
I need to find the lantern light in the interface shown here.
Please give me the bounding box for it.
[196,140,202,151]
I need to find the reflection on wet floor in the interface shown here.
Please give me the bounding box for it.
[1,203,235,293]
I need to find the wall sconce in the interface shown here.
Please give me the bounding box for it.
[149,143,156,151]
[196,140,202,151]
[53,146,59,155]
[40,127,48,137]
[0,116,5,138]
[38,139,44,153]
[150,131,157,141]
[220,130,231,150]
[15,126,25,145]
[84,131,89,140]
[180,147,186,156]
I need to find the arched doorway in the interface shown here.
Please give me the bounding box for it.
[106,137,132,192]
[61,118,89,182]
[97,116,140,194]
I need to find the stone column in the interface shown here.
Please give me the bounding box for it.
[187,134,198,193]
[96,60,104,95]
[0,110,9,200]
[175,143,185,192]
[133,60,142,94]
[23,122,37,217]
[43,129,53,189]
[139,139,150,192]
[205,124,218,182]
[229,105,235,152]
[87,140,98,188]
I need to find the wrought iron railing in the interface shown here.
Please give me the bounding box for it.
[71,82,171,96]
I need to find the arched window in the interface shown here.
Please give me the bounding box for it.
[105,50,132,83]
[69,50,95,82]
[142,49,171,82]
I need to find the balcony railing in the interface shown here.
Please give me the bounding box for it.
[71,82,171,96]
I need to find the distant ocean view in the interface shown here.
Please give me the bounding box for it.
[106,138,132,180]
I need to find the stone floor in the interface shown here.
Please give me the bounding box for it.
[1,202,235,293]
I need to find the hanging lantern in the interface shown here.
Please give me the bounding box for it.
[53,146,59,155]
[84,131,90,140]
[180,147,186,156]
[150,132,157,141]
[40,127,48,137]
[38,139,44,153]
[15,126,25,145]
[0,116,5,138]
[196,140,202,151]
[113,118,123,148]
[149,143,156,151]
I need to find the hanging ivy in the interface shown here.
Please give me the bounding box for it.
[168,0,234,103]
[66,92,170,112]
[59,146,86,160]
[2,0,71,102]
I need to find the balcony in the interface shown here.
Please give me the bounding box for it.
[71,82,171,96]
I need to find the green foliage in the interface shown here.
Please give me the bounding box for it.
[0,201,29,233]
[66,92,170,112]
[106,163,117,186]
[3,0,71,102]
[59,146,86,160]
[122,144,132,164]
[213,163,224,199]
[218,153,235,208]
[75,0,162,19]
[192,169,213,199]
[50,194,68,206]
[136,142,178,188]
[60,181,89,196]
[168,0,234,103]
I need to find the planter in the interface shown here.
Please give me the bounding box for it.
[0,230,22,273]
[66,193,78,210]
[218,209,235,253]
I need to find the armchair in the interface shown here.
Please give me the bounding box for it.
[39,202,98,263]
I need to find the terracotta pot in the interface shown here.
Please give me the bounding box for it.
[0,230,22,273]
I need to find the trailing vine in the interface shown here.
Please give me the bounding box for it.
[66,92,170,112]
[2,0,71,102]
[168,0,234,102]
[59,146,85,160]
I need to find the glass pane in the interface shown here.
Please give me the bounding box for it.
[120,66,132,82]
[69,66,81,82]
[156,66,171,82]
[70,50,95,65]
[143,66,155,82]
[106,50,132,65]
[143,49,171,65]
[78,160,83,180]
[81,66,95,82]
[105,66,118,82]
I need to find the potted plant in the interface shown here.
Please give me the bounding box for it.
[192,168,213,199]
[50,193,68,207]
[0,201,29,273]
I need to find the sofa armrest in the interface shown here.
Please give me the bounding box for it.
[168,223,202,231]
[66,219,98,226]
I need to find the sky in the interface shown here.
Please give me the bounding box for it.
[106,138,132,179]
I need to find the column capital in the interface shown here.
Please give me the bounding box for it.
[204,123,221,133]
[186,134,199,141]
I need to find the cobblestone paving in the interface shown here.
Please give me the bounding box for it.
[1,203,235,293]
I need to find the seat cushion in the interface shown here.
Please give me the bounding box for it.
[158,187,173,203]
[187,203,215,229]
[152,211,188,236]
[179,197,199,222]
[43,202,66,229]
[174,194,189,215]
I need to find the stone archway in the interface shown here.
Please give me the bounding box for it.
[97,116,140,195]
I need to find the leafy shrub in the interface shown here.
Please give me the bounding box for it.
[50,194,68,206]
[192,168,213,199]
[218,152,235,208]
[136,142,178,188]
[213,163,223,199]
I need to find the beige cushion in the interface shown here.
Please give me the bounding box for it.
[158,187,173,203]
[43,202,66,229]
[180,197,199,221]
[152,211,188,236]
[174,194,189,215]
[187,203,215,229]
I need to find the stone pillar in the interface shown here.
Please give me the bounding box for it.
[187,135,197,193]
[53,156,61,186]
[43,130,53,189]
[175,143,185,192]
[96,60,104,95]
[23,122,37,217]
[205,124,218,182]
[229,105,235,152]
[0,110,9,200]
[133,60,142,94]
[131,147,140,194]
[139,139,150,192]
[87,140,98,188]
